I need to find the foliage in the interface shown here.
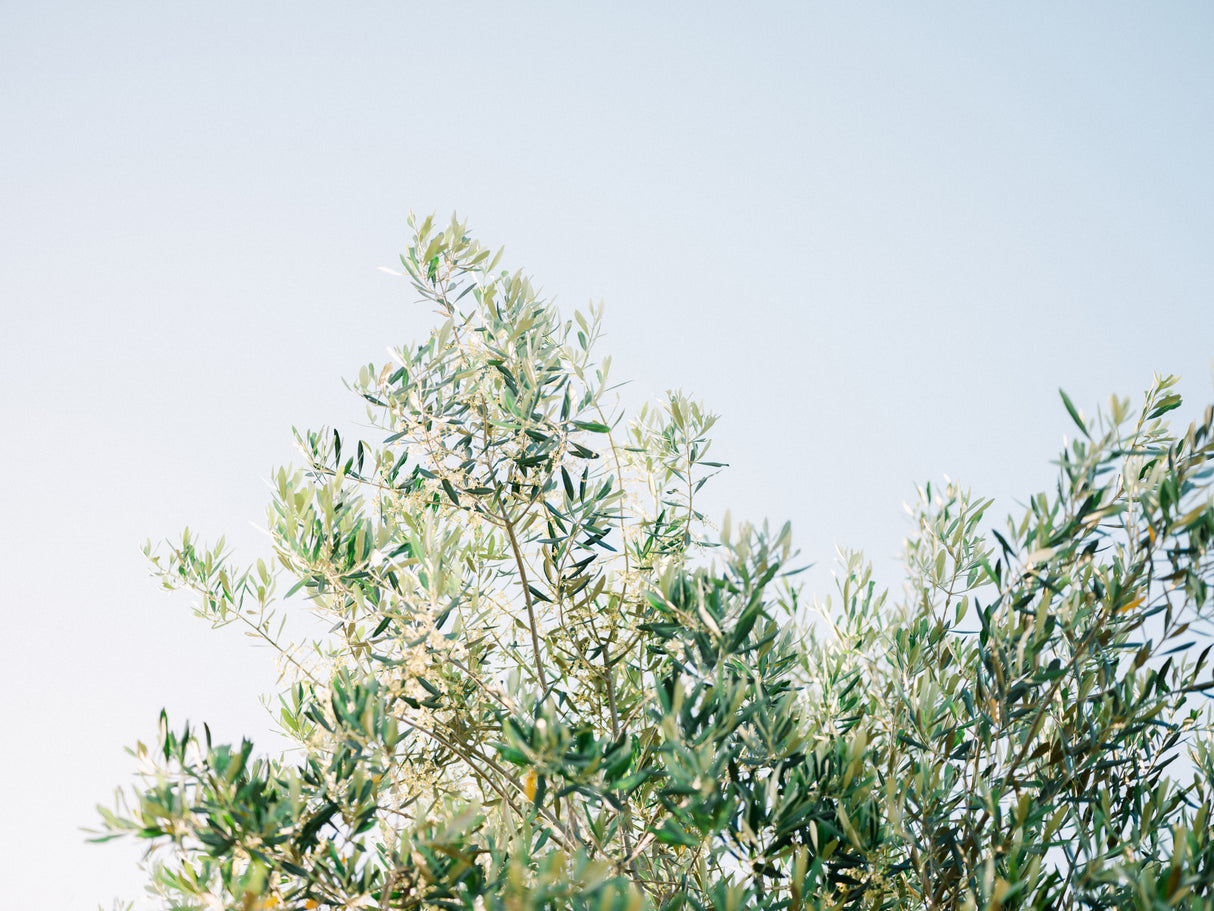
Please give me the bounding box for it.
[97,215,1214,911]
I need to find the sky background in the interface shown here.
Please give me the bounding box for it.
[2,3,1213,907]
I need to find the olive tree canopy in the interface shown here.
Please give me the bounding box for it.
[97,216,1214,911]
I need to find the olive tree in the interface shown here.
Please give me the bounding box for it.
[97,215,1214,911]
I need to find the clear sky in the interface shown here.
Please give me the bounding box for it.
[2,3,1213,907]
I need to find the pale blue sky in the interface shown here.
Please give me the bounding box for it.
[2,3,1213,907]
